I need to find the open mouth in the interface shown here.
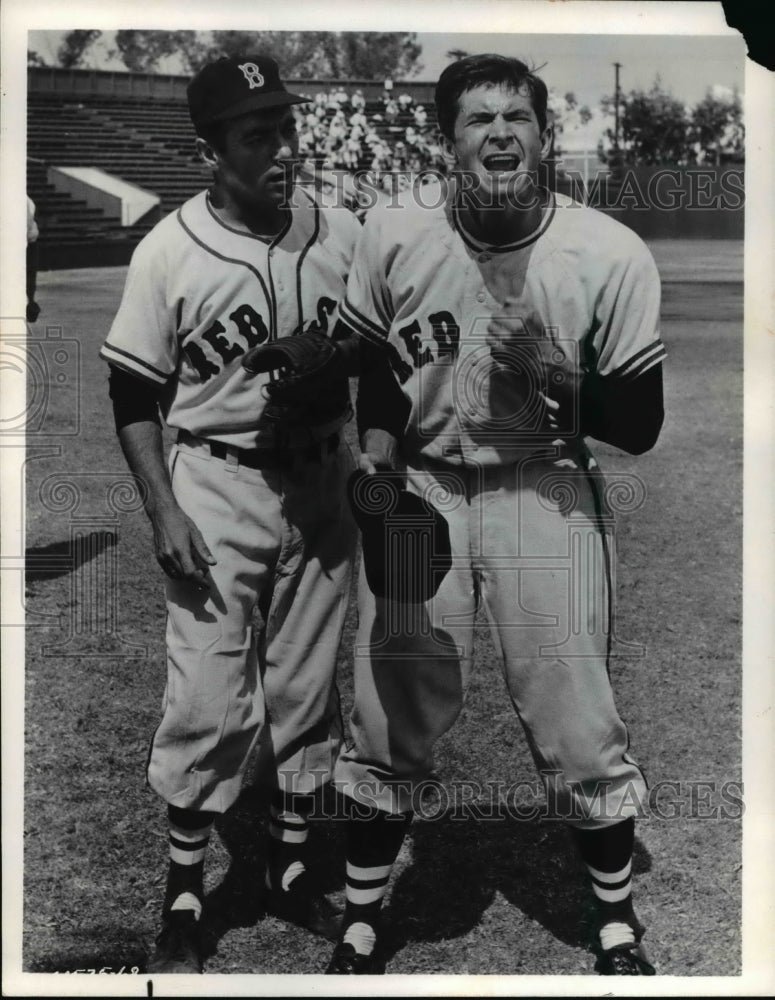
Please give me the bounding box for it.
[483,153,520,172]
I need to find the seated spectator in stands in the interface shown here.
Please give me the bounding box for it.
[26,195,41,323]
[328,114,347,147]
[350,109,368,132]
[351,89,366,113]
[414,104,428,129]
[397,92,414,112]
[384,99,399,124]
[343,135,362,170]
[427,140,447,173]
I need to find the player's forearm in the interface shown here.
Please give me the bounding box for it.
[356,339,411,441]
[332,329,363,376]
[582,365,664,455]
[117,421,178,518]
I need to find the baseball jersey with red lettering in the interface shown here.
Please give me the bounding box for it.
[341,187,666,465]
[101,187,362,449]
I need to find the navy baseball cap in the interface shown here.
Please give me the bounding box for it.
[187,55,308,130]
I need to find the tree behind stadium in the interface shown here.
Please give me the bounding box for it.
[51,29,423,80]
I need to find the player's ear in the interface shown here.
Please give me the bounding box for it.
[540,122,554,161]
[438,130,458,170]
[195,137,220,170]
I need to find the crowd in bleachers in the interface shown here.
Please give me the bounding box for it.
[294,85,447,181]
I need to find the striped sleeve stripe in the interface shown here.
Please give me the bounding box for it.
[339,300,389,344]
[100,344,170,386]
[608,341,667,381]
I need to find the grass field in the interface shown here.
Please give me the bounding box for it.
[15,239,743,984]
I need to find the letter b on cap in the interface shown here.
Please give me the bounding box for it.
[239,62,265,89]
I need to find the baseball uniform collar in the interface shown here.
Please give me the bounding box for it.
[203,190,293,247]
[451,186,556,254]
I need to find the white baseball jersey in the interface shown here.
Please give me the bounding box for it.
[102,187,362,449]
[341,187,666,466]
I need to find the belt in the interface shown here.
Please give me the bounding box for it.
[177,430,340,470]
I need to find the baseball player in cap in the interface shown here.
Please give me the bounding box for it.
[325,54,665,975]
[102,53,363,973]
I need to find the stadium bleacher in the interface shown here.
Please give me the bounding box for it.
[27,73,445,269]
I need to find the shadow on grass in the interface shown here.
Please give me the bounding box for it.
[25,531,117,583]
[198,781,652,971]
[199,784,347,963]
[381,814,652,966]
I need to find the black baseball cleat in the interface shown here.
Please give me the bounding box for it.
[325,941,385,974]
[146,909,203,974]
[263,871,342,940]
[596,941,656,976]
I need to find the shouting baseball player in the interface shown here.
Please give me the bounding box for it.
[326,54,665,975]
[101,55,363,973]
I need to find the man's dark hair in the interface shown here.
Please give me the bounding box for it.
[435,54,549,140]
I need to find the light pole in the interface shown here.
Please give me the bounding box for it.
[613,62,622,160]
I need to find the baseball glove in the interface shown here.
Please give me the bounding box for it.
[242,331,349,425]
[347,469,452,604]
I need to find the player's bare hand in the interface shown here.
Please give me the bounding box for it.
[150,505,216,588]
[359,428,400,475]
[488,301,580,410]
[486,302,552,358]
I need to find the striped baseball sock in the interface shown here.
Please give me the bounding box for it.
[163,805,216,921]
[571,818,638,949]
[341,808,413,956]
[265,792,313,892]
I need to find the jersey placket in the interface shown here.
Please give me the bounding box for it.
[454,252,500,458]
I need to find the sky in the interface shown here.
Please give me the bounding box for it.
[28,29,746,111]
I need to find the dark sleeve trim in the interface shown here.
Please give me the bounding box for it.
[582,363,664,455]
[108,365,162,432]
[356,339,411,440]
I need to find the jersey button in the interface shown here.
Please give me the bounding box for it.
[476,292,486,303]
[478,253,491,262]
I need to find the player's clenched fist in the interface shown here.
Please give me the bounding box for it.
[486,301,566,369]
[486,299,581,430]
[149,503,216,588]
